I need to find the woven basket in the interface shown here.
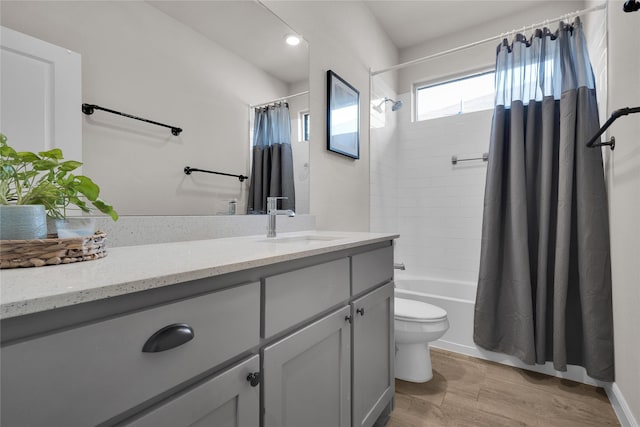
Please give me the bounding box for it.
[0,231,107,269]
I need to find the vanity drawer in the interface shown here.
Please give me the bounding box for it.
[0,281,260,427]
[264,258,349,338]
[351,245,393,295]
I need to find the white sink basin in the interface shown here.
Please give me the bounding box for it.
[258,234,344,244]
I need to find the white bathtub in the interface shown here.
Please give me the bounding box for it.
[394,276,476,351]
[393,275,605,387]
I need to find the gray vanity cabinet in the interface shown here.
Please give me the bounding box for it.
[351,282,395,427]
[0,282,260,427]
[1,239,396,427]
[263,306,352,427]
[125,355,259,427]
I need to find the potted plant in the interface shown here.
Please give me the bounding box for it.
[0,133,118,240]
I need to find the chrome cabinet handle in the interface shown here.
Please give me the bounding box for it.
[142,323,194,353]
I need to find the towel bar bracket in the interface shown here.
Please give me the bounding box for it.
[590,136,616,150]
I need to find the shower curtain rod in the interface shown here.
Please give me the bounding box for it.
[370,2,607,76]
[250,90,309,109]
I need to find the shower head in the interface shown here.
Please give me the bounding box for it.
[372,97,403,113]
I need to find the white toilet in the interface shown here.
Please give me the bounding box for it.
[394,297,449,382]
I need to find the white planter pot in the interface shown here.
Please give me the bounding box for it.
[0,205,47,240]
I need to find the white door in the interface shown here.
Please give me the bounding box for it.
[0,26,81,161]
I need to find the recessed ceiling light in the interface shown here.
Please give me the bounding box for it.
[285,34,301,46]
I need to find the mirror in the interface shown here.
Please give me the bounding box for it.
[326,70,360,159]
[0,1,309,216]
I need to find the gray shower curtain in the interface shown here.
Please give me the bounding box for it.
[473,19,614,382]
[247,102,295,214]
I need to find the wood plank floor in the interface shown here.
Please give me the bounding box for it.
[387,348,619,427]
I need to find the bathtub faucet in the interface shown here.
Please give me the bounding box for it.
[394,263,406,271]
[267,197,295,238]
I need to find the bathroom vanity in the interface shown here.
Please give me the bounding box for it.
[0,231,397,427]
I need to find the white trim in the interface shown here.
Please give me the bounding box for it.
[605,383,639,427]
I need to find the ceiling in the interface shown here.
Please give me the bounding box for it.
[364,0,548,50]
[148,1,309,85]
[148,1,558,84]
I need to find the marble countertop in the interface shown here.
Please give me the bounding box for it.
[1,231,398,319]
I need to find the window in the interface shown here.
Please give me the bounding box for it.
[415,71,495,121]
[299,111,310,142]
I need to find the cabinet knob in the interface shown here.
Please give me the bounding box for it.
[247,372,261,387]
[356,308,365,316]
[345,315,352,323]
[142,323,194,353]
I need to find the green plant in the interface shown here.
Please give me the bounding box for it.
[0,133,118,221]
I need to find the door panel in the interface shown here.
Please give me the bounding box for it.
[126,355,259,427]
[264,306,351,427]
[1,26,81,162]
[352,282,394,427]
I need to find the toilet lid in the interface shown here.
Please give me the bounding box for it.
[395,298,447,322]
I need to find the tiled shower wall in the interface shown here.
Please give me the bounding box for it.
[370,77,399,236]
[393,104,491,283]
[370,76,491,284]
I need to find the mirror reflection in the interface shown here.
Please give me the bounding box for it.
[0,1,309,216]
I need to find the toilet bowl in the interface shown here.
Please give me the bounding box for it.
[394,297,449,383]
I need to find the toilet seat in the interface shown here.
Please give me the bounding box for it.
[395,298,447,323]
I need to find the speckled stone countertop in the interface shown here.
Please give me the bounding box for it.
[0,231,398,319]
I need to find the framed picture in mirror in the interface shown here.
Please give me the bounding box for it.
[326,70,359,159]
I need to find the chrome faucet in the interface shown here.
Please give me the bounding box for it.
[266,197,295,238]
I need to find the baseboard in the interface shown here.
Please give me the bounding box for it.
[429,340,606,387]
[605,383,639,427]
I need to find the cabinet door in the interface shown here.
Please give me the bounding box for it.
[264,306,351,427]
[352,282,394,427]
[0,26,81,162]
[125,355,259,427]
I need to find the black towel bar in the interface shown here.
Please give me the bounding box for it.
[82,103,182,136]
[184,166,248,182]
[586,106,640,149]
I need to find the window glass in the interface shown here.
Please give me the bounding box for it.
[299,111,310,142]
[416,72,495,121]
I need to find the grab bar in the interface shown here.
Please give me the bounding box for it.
[451,152,488,165]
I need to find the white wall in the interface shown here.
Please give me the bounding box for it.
[397,1,584,92]
[1,1,291,216]
[264,1,399,231]
[606,2,640,424]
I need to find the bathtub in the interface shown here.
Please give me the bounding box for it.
[394,275,605,387]
[394,276,477,353]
